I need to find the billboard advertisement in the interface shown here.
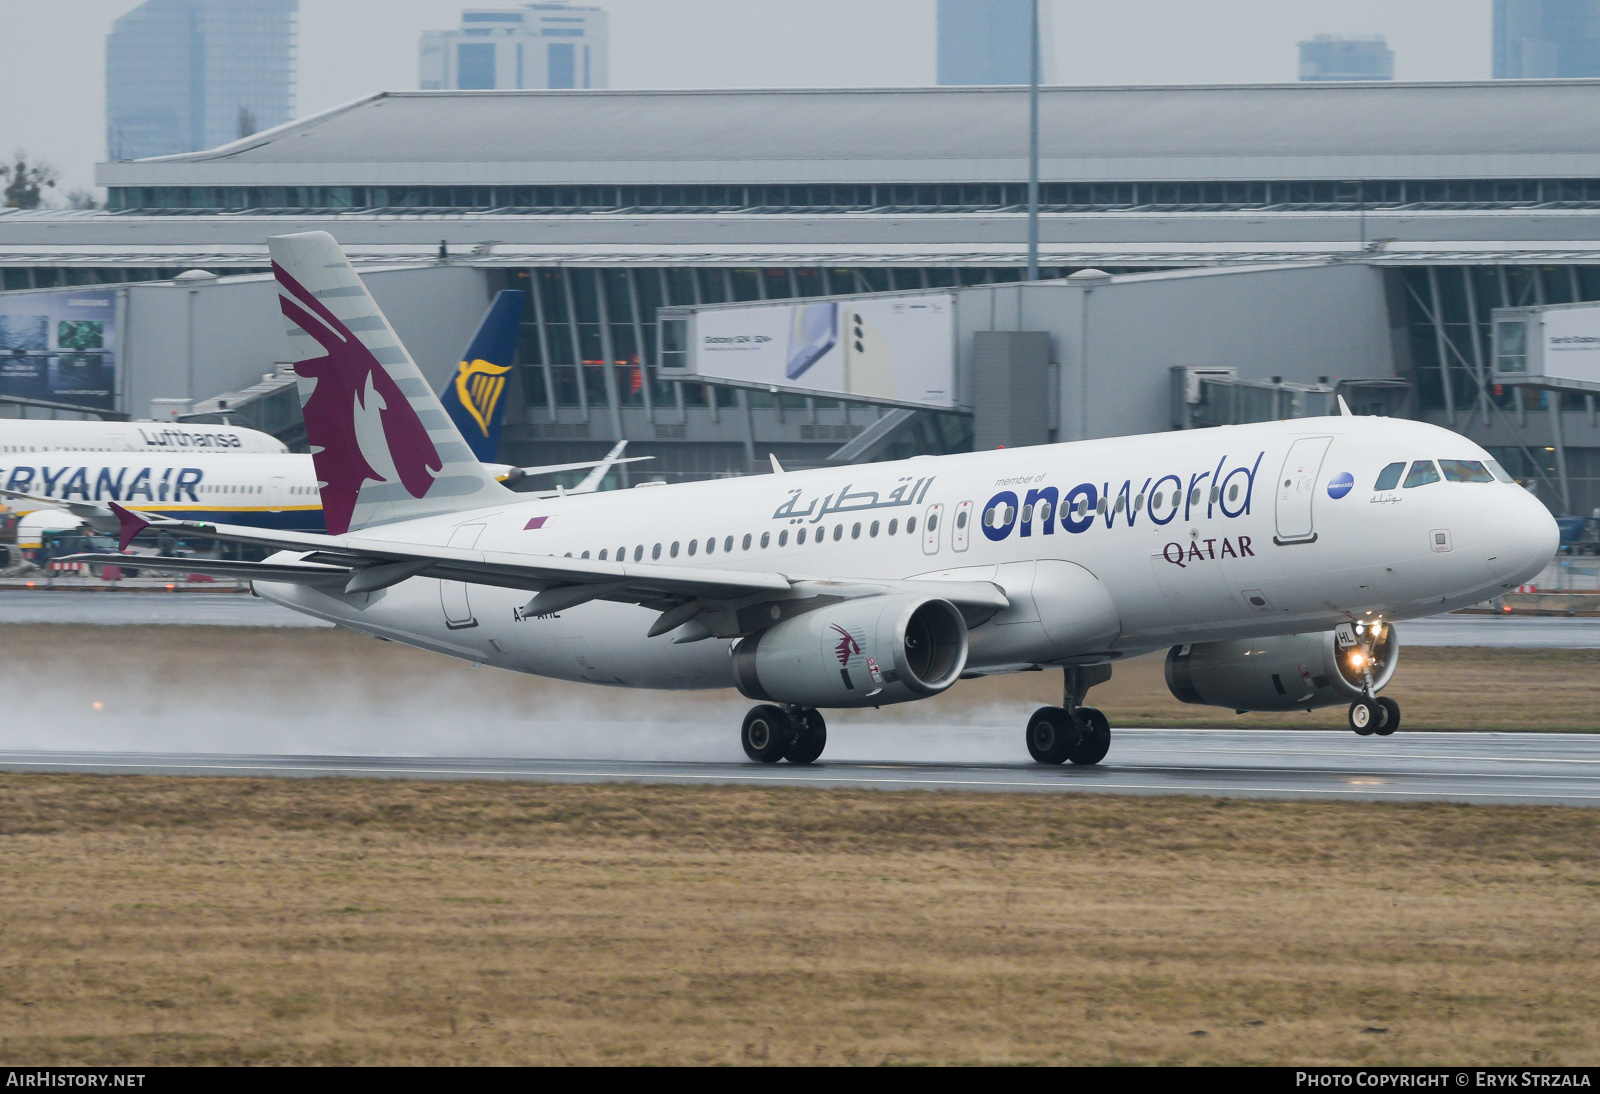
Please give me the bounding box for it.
[681,293,957,408]
[1540,303,1600,385]
[0,288,118,410]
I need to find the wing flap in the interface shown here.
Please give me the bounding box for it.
[62,554,350,585]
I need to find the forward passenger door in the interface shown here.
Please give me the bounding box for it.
[1274,436,1332,545]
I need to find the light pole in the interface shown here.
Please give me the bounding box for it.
[1026,0,1040,281]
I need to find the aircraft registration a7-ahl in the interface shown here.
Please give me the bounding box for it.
[75,232,1559,766]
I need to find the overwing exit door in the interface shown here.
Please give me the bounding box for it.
[440,524,485,629]
[1274,436,1332,545]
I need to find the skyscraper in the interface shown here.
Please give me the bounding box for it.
[1298,35,1395,81]
[106,0,297,162]
[1494,0,1600,78]
[936,0,1053,86]
[420,4,609,91]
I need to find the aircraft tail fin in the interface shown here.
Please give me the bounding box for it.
[441,289,524,462]
[268,231,512,535]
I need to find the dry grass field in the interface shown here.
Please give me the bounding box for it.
[3,623,1596,733]
[0,776,1597,1065]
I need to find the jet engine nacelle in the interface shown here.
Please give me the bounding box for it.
[1164,625,1398,713]
[732,594,968,708]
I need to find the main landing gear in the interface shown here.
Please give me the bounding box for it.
[741,704,827,764]
[1026,664,1114,766]
[1348,696,1401,737]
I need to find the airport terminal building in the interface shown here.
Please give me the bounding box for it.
[5,80,1600,512]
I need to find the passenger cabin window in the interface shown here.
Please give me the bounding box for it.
[724,536,734,552]
[760,532,770,547]
[1374,462,1405,491]
[907,517,917,534]
[688,540,698,556]
[797,528,807,545]
[742,534,751,550]
[778,530,788,546]
[1439,459,1495,483]
[1403,461,1441,488]
[888,518,898,535]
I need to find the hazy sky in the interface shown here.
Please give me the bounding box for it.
[0,0,1493,197]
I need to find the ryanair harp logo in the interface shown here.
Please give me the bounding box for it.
[453,358,512,437]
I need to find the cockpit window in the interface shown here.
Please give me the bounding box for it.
[1403,460,1441,488]
[1439,459,1495,483]
[1485,459,1516,483]
[1374,462,1405,491]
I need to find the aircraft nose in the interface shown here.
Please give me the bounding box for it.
[1488,487,1559,587]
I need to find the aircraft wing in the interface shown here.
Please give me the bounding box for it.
[68,554,351,584]
[67,504,1009,639]
[0,487,118,531]
[486,454,649,486]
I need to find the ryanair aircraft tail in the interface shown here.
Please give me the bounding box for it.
[440,290,524,462]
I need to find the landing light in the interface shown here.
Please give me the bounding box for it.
[1355,623,1365,634]
[1349,652,1366,668]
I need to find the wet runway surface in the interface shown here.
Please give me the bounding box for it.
[3,729,1596,806]
[0,590,1594,643]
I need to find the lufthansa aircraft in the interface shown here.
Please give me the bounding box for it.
[72,232,1560,766]
[0,419,287,455]
[0,289,644,536]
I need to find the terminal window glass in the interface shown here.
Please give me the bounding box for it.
[1494,319,1528,374]
[1373,462,1405,491]
[457,43,496,89]
[1403,461,1441,488]
[548,42,576,88]
[1439,459,1494,483]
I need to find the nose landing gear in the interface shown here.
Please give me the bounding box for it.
[740,704,828,764]
[1348,696,1401,736]
[1026,665,1114,766]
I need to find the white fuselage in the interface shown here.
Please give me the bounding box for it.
[256,417,1558,691]
[1,452,323,528]
[0,420,287,456]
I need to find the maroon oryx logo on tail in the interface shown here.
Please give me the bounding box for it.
[273,261,441,535]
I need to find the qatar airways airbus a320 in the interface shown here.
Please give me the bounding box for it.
[74,232,1559,767]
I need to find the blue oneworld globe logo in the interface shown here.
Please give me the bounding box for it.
[1327,471,1355,499]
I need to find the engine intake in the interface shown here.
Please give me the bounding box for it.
[1165,625,1398,713]
[732,594,968,708]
